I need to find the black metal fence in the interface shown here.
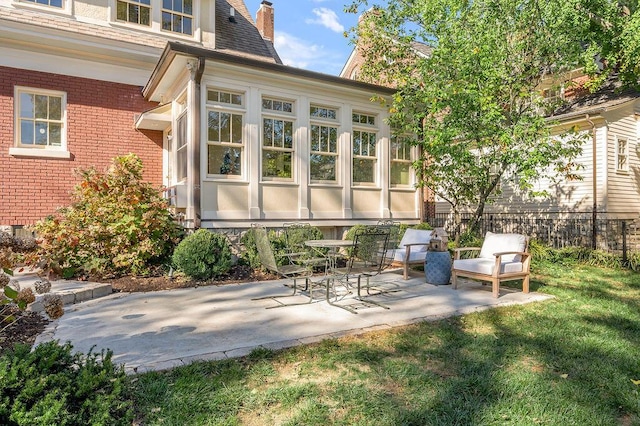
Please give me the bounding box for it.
[431,212,640,260]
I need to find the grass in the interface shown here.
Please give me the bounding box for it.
[129,260,640,425]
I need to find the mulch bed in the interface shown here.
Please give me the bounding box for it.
[0,306,50,356]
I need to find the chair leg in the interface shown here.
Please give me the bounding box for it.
[451,271,458,289]
[355,276,389,310]
[522,275,530,293]
[403,262,409,280]
[492,278,499,298]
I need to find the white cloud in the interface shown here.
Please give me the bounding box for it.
[305,7,344,33]
[274,31,344,75]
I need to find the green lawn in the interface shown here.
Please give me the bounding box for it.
[130,261,640,425]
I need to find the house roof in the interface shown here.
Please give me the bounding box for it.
[409,41,433,58]
[0,0,280,64]
[550,78,640,121]
[339,37,432,79]
[214,0,281,64]
[143,41,397,101]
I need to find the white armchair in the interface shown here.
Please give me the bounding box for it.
[389,228,433,279]
[452,232,531,298]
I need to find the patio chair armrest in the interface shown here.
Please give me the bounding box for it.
[453,247,481,260]
[492,251,528,257]
[399,242,430,259]
[403,242,427,247]
[286,251,308,259]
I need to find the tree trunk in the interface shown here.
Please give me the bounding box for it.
[467,199,487,237]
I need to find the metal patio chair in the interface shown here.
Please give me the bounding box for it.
[282,222,328,270]
[330,227,392,312]
[251,224,325,308]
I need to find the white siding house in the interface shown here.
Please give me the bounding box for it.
[436,82,640,222]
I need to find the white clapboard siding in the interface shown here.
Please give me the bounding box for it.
[604,104,640,217]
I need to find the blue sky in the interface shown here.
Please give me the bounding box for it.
[244,0,361,76]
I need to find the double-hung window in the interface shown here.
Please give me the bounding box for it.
[206,89,244,178]
[309,105,339,183]
[616,136,629,172]
[390,134,412,186]
[117,0,151,26]
[175,97,188,182]
[14,87,66,154]
[162,0,193,35]
[352,112,378,185]
[21,0,63,8]
[262,97,295,180]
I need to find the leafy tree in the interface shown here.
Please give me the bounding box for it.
[29,154,181,277]
[346,0,639,237]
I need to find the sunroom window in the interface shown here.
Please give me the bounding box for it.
[390,135,412,186]
[310,105,339,183]
[262,97,295,180]
[352,113,377,185]
[206,89,244,177]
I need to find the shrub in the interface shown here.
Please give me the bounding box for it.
[28,154,182,277]
[0,341,132,425]
[240,227,287,269]
[629,251,640,272]
[172,229,232,280]
[412,222,433,231]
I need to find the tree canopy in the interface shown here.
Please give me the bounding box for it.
[347,0,640,236]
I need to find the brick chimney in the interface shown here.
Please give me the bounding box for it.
[256,1,274,41]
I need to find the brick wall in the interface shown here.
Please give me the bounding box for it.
[0,66,163,226]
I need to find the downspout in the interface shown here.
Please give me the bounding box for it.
[188,57,205,229]
[585,114,597,249]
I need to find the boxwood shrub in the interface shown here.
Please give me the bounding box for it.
[172,229,232,280]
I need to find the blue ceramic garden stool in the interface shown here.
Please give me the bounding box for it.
[424,250,452,285]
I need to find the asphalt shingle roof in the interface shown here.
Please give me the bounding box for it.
[551,77,640,120]
[0,0,281,64]
[214,0,281,63]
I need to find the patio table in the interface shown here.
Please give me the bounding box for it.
[304,239,358,312]
[305,239,354,273]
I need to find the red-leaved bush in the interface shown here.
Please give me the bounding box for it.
[28,154,181,277]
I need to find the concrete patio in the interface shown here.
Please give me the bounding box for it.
[28,271,551,374]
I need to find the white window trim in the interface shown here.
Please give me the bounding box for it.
[205,108,246,180]
[260,96,297,183]
[109,0,201,41]
[13,0,72,16]
[389,136,413,188]
[352,112,379,187]
[310,104,340,185]
[615,135,629,173]
[8,147,72,159]
[11,86,70,159]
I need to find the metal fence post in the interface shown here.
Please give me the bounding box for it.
[622,221,628,264]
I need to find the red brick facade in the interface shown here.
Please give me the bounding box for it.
[0,66,163,226]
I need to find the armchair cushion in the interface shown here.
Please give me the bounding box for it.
[453,258,524,275]
[398,228,433,252]
[392,249,427,263]
[479,231,527,262]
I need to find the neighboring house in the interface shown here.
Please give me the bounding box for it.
[434,78,640,224]
[341,21,640,224]
[1,0,421,235]
[341,40,432,85]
